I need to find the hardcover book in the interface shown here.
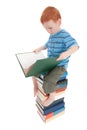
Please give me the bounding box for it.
[16,51,61,77]
[37,88,66,102]
[36,97,64,109]
[37,106,65,123]
[36,99,65,115]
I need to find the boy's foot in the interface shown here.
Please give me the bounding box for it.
[42,92,55,106]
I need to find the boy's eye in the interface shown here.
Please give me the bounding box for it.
[48,27,52,29]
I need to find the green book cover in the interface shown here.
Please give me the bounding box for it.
[16,52,61,77]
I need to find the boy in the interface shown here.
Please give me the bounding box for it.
[32,6,79,106]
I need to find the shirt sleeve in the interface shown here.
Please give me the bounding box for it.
[63,33,79,49]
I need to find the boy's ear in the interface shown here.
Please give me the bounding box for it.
[56,18,61,25]
[57,19,61,25]
[58,18,61,24]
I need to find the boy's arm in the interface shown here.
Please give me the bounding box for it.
[57,45,79,61]
[33,45,46,53]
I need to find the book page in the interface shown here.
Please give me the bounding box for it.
[16,52,45,75]
[16,52,45,69]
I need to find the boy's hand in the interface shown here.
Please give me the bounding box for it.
[56,52,69,61]
[33,48,41,53]
[57,46,79,61]
[33,45,46,53]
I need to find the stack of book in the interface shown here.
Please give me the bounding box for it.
[35,71,68,123]
[16,52,68,122]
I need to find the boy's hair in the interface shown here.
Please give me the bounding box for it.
[40,6,61,23]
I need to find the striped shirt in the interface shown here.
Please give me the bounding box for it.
[45,29,78,68]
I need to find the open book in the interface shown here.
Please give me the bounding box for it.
[16,52,60,77]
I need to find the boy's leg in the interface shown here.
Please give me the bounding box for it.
[42,92,55,106]
[41,66,66,106]
[32,76,38,97]
[43,66,66,94]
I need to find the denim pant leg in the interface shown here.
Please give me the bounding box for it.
[42,66,66,94]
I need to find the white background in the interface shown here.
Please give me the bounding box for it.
[0,0,87,129]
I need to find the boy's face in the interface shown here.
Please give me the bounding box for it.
[43,19,61,34]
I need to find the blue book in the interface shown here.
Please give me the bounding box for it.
[59,71,68,81]
[36,97,64,109]
[56,79,68,89]
[36,99,65,115]
[37,106,65,122]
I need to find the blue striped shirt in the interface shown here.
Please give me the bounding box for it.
[45,29,78,68]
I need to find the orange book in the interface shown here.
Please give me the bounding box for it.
[37,107,65,123]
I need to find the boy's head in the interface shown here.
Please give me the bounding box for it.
[40,6,61,34]
[40,6,61,23]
